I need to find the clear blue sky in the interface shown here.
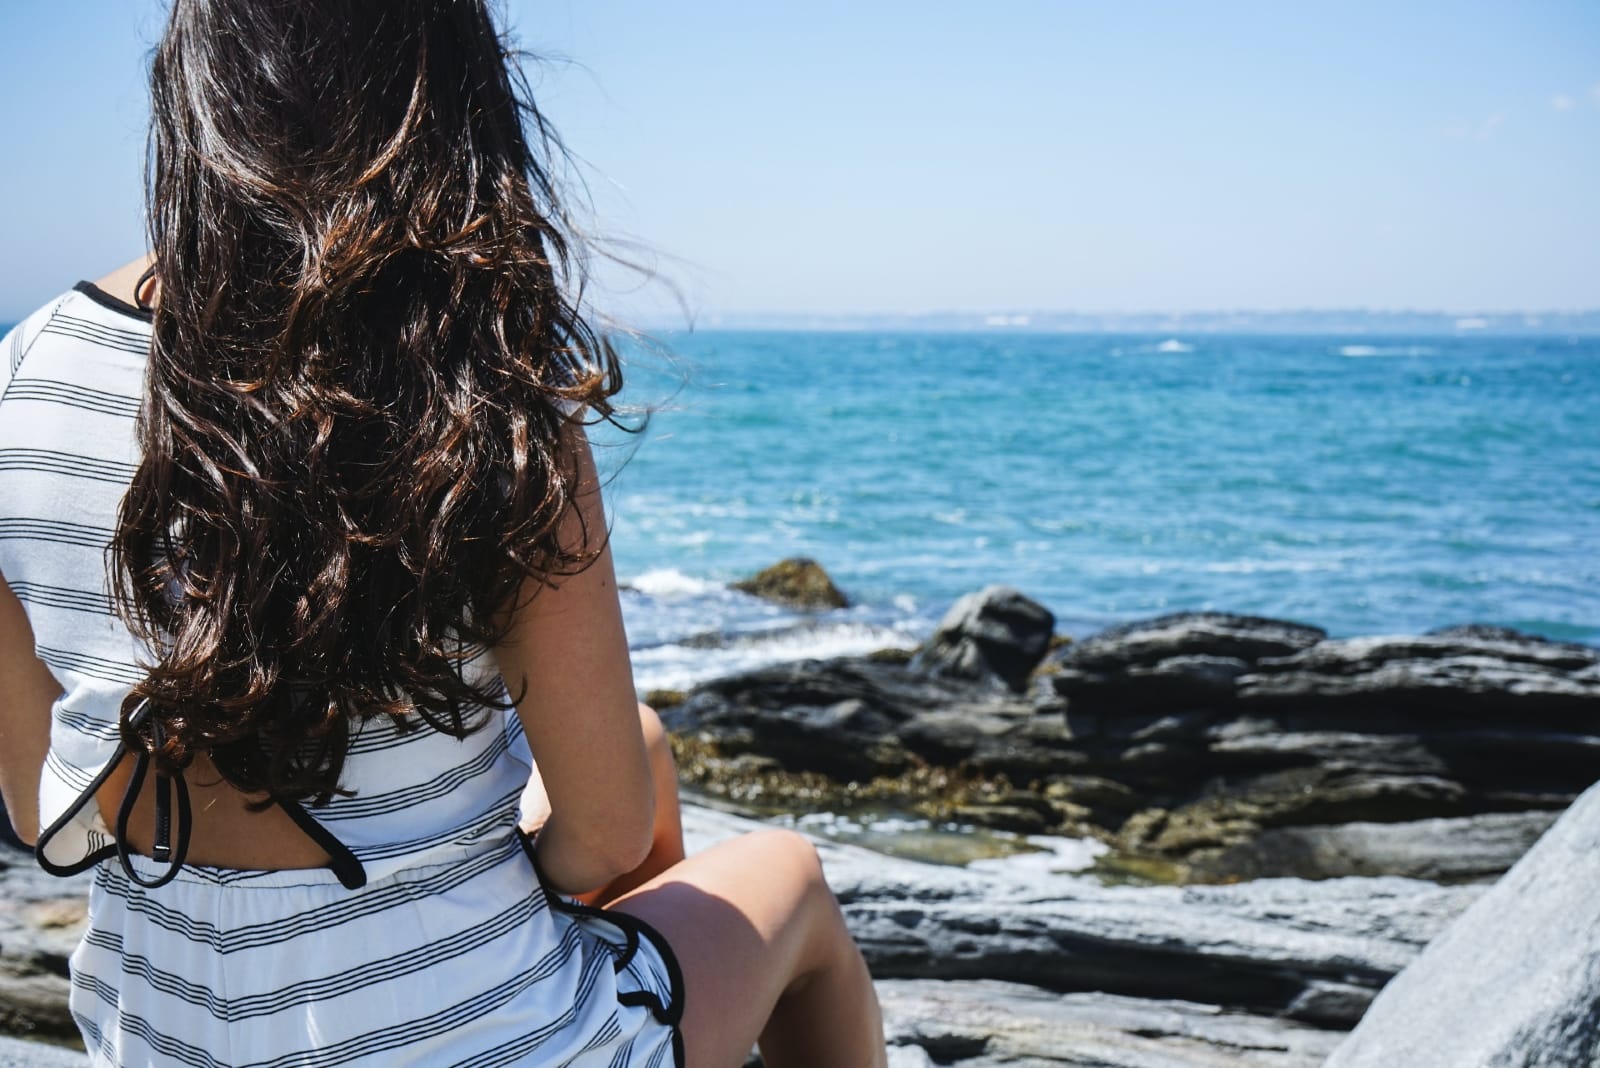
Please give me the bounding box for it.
[1,1,1596,321]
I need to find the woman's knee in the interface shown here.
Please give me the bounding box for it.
[738,826,818,871]
[637,701,664,741]
[637,702,674,761]
[748,829,839,927]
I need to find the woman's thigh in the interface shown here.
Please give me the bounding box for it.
[604,828,831,1068]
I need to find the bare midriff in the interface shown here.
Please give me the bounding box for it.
[95,750,335,871]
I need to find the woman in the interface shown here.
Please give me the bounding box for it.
[0,1,887,1065]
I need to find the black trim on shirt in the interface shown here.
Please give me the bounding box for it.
[72,281,155,323]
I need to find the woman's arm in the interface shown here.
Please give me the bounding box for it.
[0,572,63,846]
[489,425,655,896]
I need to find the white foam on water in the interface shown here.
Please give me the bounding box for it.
[626,567,719,598]
[632,620,919,693]
[1153,339,1194,353]
[781,812,936,836]
[1202,558,1342,574]
[966,833,1109,877]
[1336,344,1438,358]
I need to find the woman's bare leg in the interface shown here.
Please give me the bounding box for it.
[540,703,886,1064]
[606,828,887,1068]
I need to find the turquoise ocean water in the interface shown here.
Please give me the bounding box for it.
[599,331,1599,691]
[4,318,1592,693]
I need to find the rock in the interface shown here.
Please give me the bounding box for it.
[0,847,90,1044]
[663,655,1040,783]
[1045,613,1327,682]
[641,688,686,711]
[1237,631,1600,716]
[2,803,1489,1064]
[1038,614,1600,872]
[730,558,849,609]
[681,804,1480,1027]
[1325,780,1600,1067]
[910,587,1056,693]
[1186,810,1561,883]
[0,1037,84,1068]
[665,607,1600,880]
[877,980,1342,1067]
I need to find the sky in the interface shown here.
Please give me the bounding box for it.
[1,1,1596,322]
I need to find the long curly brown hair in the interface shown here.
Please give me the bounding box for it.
[110,0,626,804]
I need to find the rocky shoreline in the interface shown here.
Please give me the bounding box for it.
[0,803,1484,1066]
[662,587,1600,885]
[3,583,1597,1064]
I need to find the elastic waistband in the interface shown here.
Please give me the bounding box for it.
[110,826,521,891]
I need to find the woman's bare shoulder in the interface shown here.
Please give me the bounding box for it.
[90,252,157,306]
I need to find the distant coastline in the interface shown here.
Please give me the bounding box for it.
[9,307,1600,337]
[673,308,1600,336]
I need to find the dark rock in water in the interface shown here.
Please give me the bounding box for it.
[1426,622,1564,643]
[730,557,849,609]
[1185,810,1561,883]
[910,586,1056,693]
[1326,780,1600,1067]
[665,602,1600,881]
[663,656,1065,787]
[1045,612,1327,679]
[1236,631,1600,716]
[1038,613,1599,869]
[642,688,686,711]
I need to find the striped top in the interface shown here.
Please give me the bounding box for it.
[0,282,685,1067]
[0,282,530,882]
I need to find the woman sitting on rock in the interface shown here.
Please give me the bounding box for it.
[0,1,886,1065]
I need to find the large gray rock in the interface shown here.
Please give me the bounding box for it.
[0,804,1491,1066]
[664,655,1039,782]
[1238,631,1600,715]
[911,587,1057,693]
[877,980,1342,1067]
[683,804,1480,1027]
[0,848,89,1044]
[0,1037,83,1068]
[1187,810,1561,883]
[1326,780,1600,1067]
[670,608,1599,879]
[1049,613,1327,695]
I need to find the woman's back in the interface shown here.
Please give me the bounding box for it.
[0,281,685,1066]
[4,279,527,877]
[0,1,889,1063]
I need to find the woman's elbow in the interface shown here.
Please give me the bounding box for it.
[2,803,37,850]
[604,800,656,875]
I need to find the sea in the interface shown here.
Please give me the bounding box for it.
[5,317,1592,689]
[597,330,1600,695]
[3,318,1595,868]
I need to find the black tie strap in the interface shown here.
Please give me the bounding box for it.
[278,797,368,890]
[37,696,367,891]
[113,701,193,889]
